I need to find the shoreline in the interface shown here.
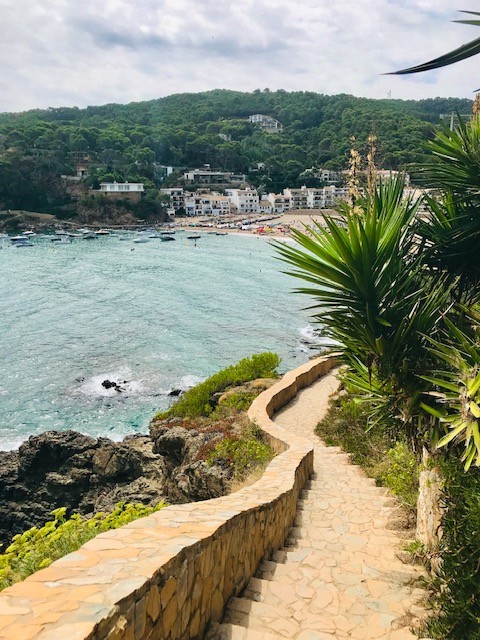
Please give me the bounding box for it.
[176,209,335,239]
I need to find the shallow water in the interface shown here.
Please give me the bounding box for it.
[0,233,322,449]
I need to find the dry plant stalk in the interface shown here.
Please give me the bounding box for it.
[367,134,377,199]
[473,92,480,117]
[347,135,362,208]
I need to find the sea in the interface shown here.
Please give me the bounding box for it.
[0,231,324,450]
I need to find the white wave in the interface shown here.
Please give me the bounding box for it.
[299,324,318,342]
[178,374,204,391]
[78,368,145,398]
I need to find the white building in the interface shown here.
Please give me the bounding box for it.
[249,114,283,133]
[99,182,144,193]
[97,182,144,202]
[259,199,273,214]
[306,188,326,209]
[226,188,260,214]
[283,187,309,210]
[160,188,185,212]
[184,193,231,217]
[267,193,290,213]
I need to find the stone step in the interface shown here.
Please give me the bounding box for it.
[223,597,301,635]
[206,622,280,639]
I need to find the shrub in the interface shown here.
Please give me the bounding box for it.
[0,501,167,591]
[424,460,480,639]
[156,353,280,419]
[207,428,273,479]
[211,391,259,419]
[372,442,419,509]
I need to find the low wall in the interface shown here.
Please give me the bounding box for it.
[0,355,337,640]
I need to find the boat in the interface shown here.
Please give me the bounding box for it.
[23,230,37,237]
[133,237,149,244]
[160,235,175,242]
[51,236,71,244]
[78,229,96,239]
[11,236,33,247]
[215,232,228,236]
[187,235,201,240]
[11,235,31,243]
[95,229,110,235]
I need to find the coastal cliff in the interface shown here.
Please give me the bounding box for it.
[0,422,233,548]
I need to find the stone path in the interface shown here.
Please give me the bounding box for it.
[208,372,427,639]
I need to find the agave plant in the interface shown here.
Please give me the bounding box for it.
[420,317,480,469]
[391,11,480,74]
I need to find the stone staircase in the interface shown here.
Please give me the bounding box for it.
[206,374,427,640]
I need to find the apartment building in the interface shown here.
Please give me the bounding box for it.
[160,188,185,212]
[283,187,309,210]
[266,193,290,213]
[184,193,231,217]
[226,188,260,214]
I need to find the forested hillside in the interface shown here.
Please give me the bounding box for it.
[0,89,471,212]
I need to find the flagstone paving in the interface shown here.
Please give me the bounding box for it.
[208,372,427,639]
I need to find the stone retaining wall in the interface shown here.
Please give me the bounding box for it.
[0,355,336,640]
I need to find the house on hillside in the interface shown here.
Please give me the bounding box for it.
[97,182,144,202]
[183,168,246,186]
[249,114,283,133]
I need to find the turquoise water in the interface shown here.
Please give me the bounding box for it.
[0,233,320,449]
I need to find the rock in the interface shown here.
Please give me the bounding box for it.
[169,389,182,397]
[164,461,232,503]
[0,416,238,547]
[17,430,98,479]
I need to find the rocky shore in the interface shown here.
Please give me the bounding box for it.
[0,418,234,548]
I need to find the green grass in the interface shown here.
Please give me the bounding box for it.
[0,501,167,591]
[155,352,280,419]
[206,424,274,479]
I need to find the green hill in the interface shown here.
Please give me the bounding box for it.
[0,90,472,212]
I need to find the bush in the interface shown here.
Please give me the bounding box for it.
[0,501,167,591]
[207,431,273,479]
[156,353,280,419]
[424,460,480,639]
[372,442,419,509]
[211,391,259,419]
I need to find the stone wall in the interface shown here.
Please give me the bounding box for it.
[0,355,336,640]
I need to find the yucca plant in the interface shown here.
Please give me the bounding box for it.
[415,116,480,302]
[275,176,449,441]
[391,11,480,75]
[420,317,480,470]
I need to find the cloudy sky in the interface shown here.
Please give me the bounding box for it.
[0,0,478,112]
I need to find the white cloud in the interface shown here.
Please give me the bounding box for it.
[0,0,477,112]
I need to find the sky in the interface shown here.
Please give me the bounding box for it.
[0,0,478,113]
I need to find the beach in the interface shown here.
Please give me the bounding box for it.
[176,208,337,238]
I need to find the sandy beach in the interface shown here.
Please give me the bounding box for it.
[176,209,337,238]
